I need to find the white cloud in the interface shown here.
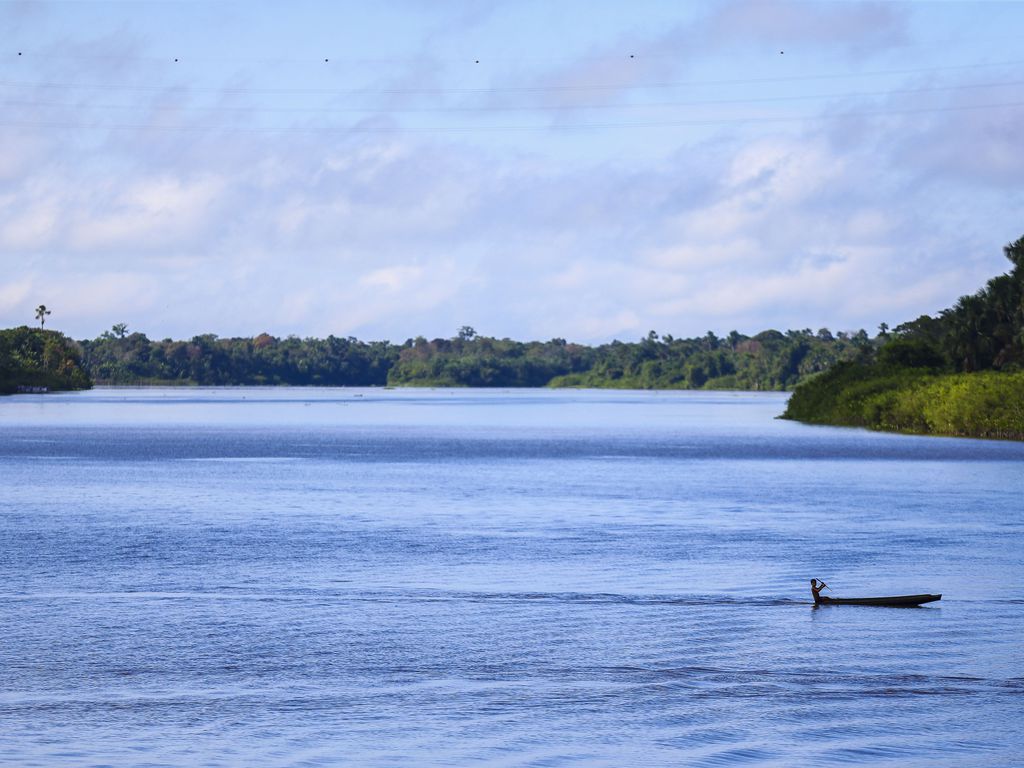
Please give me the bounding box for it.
[705,0,907,53]
[0,278,34,316]
[0,201,59,250]
[359,265,425,292]
[326,257,470,335]
[645,239,762,270]
[0,131,48,182]
[69,174,227,251]
[526,0,907,110]
[894,102,1024,188]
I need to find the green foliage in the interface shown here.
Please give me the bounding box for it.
[0,326,92,394]
[784,234,1024,440]
[875,338,946,369]
[783,361,936,427]
[908,373,1024,439]
[79,333,401,386]
[388,336,592,387]
[889,235,1024,372]
[783,363,1024,440]
[74,326,870,391]
[390,329,869,390]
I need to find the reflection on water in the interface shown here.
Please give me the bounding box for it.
[1,388,1022,766]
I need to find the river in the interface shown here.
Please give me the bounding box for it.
[1,388,1022,766]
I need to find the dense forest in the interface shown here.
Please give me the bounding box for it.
[74,324,875,391]
[391,327,874,389]
[783,235,1024,439]
[0,326,92,394]
[79,332,397,387]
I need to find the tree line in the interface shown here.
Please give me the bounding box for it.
[74,324,876,391]
[79,332,396,387]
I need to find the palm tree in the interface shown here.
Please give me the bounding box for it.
[944,295,989,372]
[35,304,51,328]
[985,275,1018,366]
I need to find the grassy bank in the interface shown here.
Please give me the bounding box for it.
[783,363,1024,440]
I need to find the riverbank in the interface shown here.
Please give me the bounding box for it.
[782,362,1024,440]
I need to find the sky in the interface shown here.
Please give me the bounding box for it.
[1,0,1022,344]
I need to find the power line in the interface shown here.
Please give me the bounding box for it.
[4,78,1022,115]
[2,58,1023,96]
[1,99,1020,135]
[21,49,648,66]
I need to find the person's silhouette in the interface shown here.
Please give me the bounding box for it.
[810,578,829,604]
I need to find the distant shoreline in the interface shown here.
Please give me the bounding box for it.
[80,382,793,393]
[69,328,865,392]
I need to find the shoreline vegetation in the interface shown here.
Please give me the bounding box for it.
[0,326,91,395]
[3,234,1021,441]
[74,326,873,392]
[782,236,1024,440]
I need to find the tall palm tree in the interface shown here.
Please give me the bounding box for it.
[35,304,51,328]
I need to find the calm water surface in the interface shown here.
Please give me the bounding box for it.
[1,388,1022,767]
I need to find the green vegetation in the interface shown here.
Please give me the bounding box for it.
[547,329,871,391]
[0,326,92,394]
[74,325,871,390]
[783,235,1024,439]
[389,335,591,387]
[782,363,1024,439]
[390,328,872,389]
[80,332,398,386]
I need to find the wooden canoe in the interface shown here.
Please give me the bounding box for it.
[817,594,941,607]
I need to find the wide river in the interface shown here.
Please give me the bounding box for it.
[1,388,1022,766]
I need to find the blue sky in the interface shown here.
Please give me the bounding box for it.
[1,0,1022,343]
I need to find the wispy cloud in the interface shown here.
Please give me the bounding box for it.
[702,0,907,54]
[524,0,908,111]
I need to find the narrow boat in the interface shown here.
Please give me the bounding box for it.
[817,594,941,607]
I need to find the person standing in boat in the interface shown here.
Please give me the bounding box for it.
[810,579,829,604]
